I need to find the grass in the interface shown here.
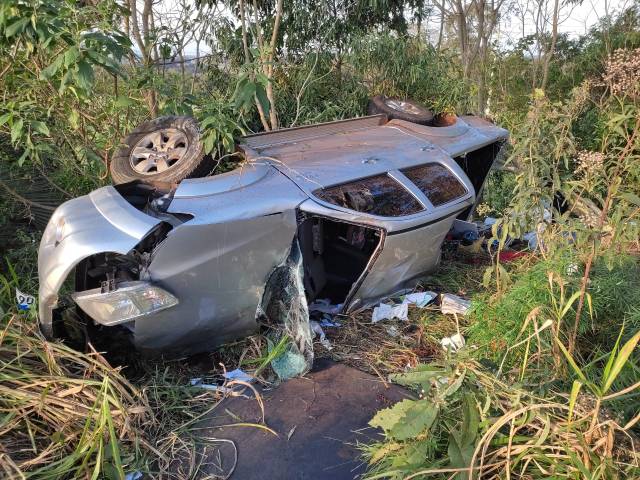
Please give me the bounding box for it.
[0,311,153,478]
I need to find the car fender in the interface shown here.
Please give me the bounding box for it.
[38,186,162,336]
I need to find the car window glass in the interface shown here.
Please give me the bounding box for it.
[402,163,467,206]
[314,174,423,217]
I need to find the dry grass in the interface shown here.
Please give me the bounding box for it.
[0,313,153,479]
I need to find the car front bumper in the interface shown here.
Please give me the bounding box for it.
[38,186,161,336]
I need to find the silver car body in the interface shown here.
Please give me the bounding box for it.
[38,115,507,355]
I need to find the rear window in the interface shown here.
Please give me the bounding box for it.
[314,174,422,217]
[402,163,467,206]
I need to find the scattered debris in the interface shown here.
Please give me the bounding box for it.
[309,298,343,315]
[319,315,341,328]
[371,291,437,323]
[223,368,254,383]
[451,219,479,237]
[270,348,310,381]
[497,250,528,262]
[440,333,465,352]
[384,324,401,337]
[372,302,409,323]
[16,288,35,311]
[124,472,143,480]
[401,291,437,307]
[287,425,297,441]
[189,378,230,393]
[440,294,471,316]
[310,320,333,350]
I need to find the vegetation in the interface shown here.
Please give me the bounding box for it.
[0,0,639,478]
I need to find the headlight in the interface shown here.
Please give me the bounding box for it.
[72,281,178,326]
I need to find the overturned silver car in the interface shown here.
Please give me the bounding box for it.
[38,103,507,356]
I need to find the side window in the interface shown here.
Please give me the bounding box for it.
[402,163,467,206]
[314,174,423,217]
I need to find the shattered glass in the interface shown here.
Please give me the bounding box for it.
[259,240,314,380]
[314,174,423,217]
[402,163,467,206]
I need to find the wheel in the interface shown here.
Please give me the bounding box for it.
[367,96,434,125]
[110,116,212,185]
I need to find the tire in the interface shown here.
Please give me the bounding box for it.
[367,96,434,125]
[110,116,212,185]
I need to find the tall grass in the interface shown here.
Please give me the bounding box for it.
[0,311,154,478]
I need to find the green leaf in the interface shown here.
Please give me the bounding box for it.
[555,338,589,384]
[11,118,23,143]
[17,149,29,166]
[602,329,640,395]
[40,54,64,80]
[389,368,441,392]
[75,60,94,91]
[255,82,270,117]
[5,18,29,38]
[30,120,49,136]
[370,398,439,440]
[459,393,479,446]
[0,112,11,127]
[568,380,582,421]
[63,46,80,67]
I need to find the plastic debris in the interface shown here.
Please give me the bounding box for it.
[566,263,579,276]
[16,288,35,311]
[223,368,253,383]
[124,472,143,480]
[440,294,471,315]
[522,231,538,250]
[261,241,314,380]
[310,320,332,350]
[372,291,436,323]
[451,219,479,237]
[189,378,231,393]
[372,302,409,323]
[440,333,465,352]
[401,291,437,307]
[498,250,528,262]
[309,298,343,315]
[319,315,341,328]
[271,348,310,380]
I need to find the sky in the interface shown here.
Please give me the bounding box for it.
[156,0,634,56]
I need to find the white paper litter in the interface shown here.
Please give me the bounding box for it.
[372,302,409,323]
[223,368,253,383]
[440,294,471,315]
[310,320,332,350]
[402,291,437,307]
[440,333,465,352]
[16,288,35,311]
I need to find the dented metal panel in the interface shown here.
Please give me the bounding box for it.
[137,211,298,354]
[345,211,458,312]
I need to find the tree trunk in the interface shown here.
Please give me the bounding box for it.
[541,0,560,90]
